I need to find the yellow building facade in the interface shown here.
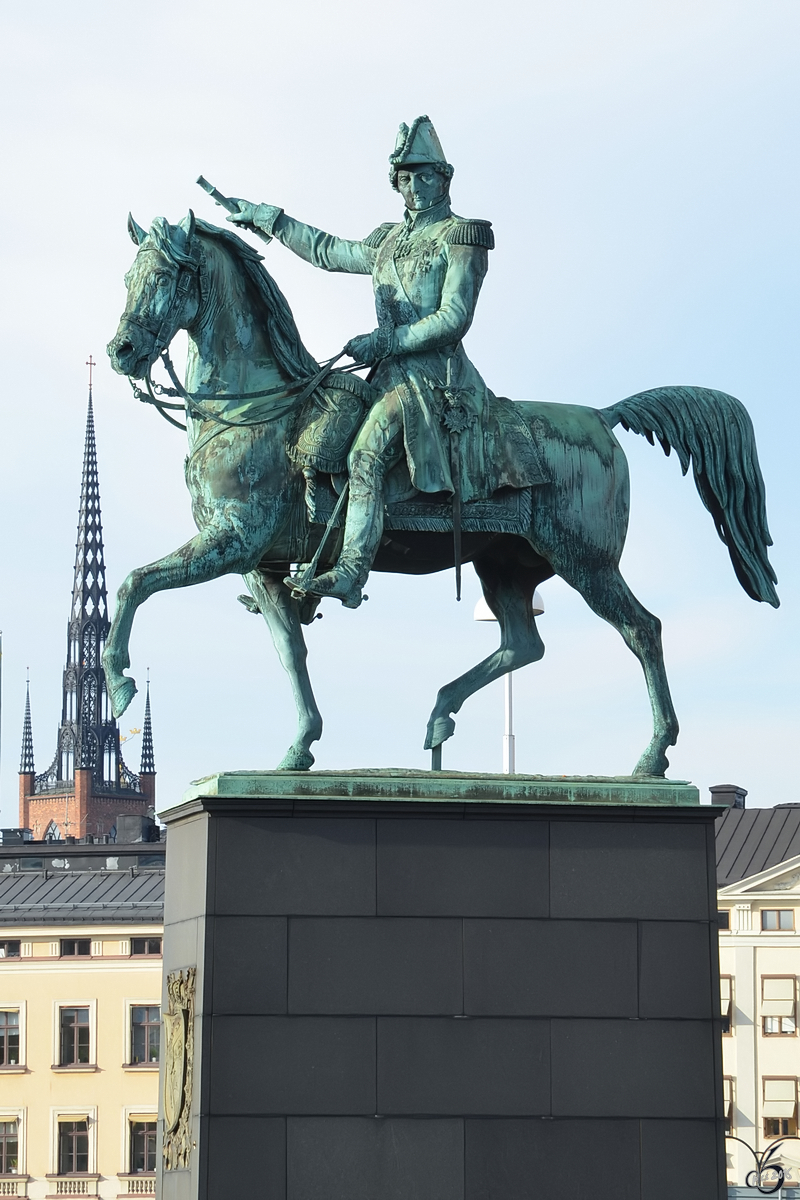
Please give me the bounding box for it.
[0,835,164,1199]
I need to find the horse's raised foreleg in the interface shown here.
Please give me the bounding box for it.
[557,561,679,776]
[424,557,546,752]
[243,569,323,770]
[103,529,260,718]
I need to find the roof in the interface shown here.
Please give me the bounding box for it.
[0,868,164,924]
[715,804,800,886]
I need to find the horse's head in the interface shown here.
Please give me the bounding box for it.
[107,212,202,380]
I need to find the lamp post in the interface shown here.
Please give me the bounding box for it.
[474,590,545,774]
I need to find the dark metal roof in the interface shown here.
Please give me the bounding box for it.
[716,804,800,887]
[0,868,164,924]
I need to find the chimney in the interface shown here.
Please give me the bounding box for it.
[710,783,747,809]
[115,813,158,844]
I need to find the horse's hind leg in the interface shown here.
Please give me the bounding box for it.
[562,563,679,776]
[424,555,546,752]
[103,529,258,718]
[243,569,323,770]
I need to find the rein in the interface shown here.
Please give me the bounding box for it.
[121,234,367,450]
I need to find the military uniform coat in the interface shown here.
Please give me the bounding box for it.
[261,197,545,502]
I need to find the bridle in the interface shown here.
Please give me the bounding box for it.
[121,242,363,444]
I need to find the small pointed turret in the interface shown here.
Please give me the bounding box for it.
[19,680,35,774]
[140,679,156,775]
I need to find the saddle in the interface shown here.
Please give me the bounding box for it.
[289,377,540,538]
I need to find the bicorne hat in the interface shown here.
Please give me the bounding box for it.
[389,116,454,189]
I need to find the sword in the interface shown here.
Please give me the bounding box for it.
[445,357,464,602]
[196,175,273,245]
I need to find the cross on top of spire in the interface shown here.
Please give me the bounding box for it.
[86,355,96,391]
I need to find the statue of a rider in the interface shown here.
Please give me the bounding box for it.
[229,115,545,608]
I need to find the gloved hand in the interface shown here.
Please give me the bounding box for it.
[345,328,393,365]
[226,200,283,234]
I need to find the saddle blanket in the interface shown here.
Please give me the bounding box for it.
[309,477,532,537]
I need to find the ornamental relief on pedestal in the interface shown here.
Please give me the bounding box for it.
[163,966,196,1171]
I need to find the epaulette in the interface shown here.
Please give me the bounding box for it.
[362,222,396,249]
[445,218,495,250]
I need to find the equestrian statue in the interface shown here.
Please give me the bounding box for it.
[105,116,778,774]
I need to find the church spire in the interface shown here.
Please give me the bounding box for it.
[140,678,156,774]
[19,678,34,774]
[52,361,127,788]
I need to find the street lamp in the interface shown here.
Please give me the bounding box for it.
[474,589,545,774]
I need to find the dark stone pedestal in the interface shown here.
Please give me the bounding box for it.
[157,771,726,1200]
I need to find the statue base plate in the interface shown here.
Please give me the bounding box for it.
[157,770,725,1200]
[180,768,699,808]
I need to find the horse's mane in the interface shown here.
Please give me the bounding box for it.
[194,219,320,382]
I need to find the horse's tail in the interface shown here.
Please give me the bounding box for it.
[602,386,779,607]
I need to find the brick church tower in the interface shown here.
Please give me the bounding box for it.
[19,376,156,839]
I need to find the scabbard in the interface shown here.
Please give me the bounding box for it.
[450,430,462,602]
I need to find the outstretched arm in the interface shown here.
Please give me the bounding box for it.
[228,200,376,274]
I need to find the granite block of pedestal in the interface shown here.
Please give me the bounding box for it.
[157,770,725,1200]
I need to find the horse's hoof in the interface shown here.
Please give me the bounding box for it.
[110,676,137,720]
[632,745,669,777]
[424,715,456,751]
[277,746,315,771]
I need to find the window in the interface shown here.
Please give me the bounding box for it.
[131,938,162,957]
[0,1121,17,1174]
[60,1008,90,1065]
[0,942,20,959]
[723,1077,734,1135]
[131,1007,160,1064]
[765,1116,798,1138]
[58,1119,88,1174]
[720,976,733,1035]
[763,1078,797,1138]
[130,1121,157,1173]
[762,977,797,1035]
[762,909,795,931]
[60,939,91,957]
[0,1013,19,1066]
[718,910,731,930]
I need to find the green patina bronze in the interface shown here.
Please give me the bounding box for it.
[179,770,700,809]
[105,116,778,777]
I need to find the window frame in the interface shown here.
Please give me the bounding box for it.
[762,1076,798,1139]
[0,1109,24,1178]
[130,937,162,958]
[48,1107,97,1177]
[717,910,731,930]
[52,1001,96,1071]
[60,938,92,959]
[761,975,797,1037]
[0,941,21,960]
[128,1116,158,1175]
[123,1000,161,1070]
[720,975,733,1036]
[761,909,795,932]
[0,1004,26,1071]
[723,1077,734,1135]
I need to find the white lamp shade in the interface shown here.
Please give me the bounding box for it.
[474,590,545,621]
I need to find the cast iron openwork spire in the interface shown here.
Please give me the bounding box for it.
[34,364,141,796]
[140,678,156,774]
[19,679,34,773]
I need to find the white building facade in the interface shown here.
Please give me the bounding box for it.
[715,795,800,1195]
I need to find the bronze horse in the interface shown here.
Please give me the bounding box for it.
[106,212,778,774]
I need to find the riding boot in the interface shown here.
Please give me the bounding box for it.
[303,450,386,608]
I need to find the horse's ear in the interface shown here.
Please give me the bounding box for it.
[127,213,148,245]
[178,209,196,243]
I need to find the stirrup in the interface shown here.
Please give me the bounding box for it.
[283,567,368,610]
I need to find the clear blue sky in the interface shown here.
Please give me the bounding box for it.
[0,0,797,817]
